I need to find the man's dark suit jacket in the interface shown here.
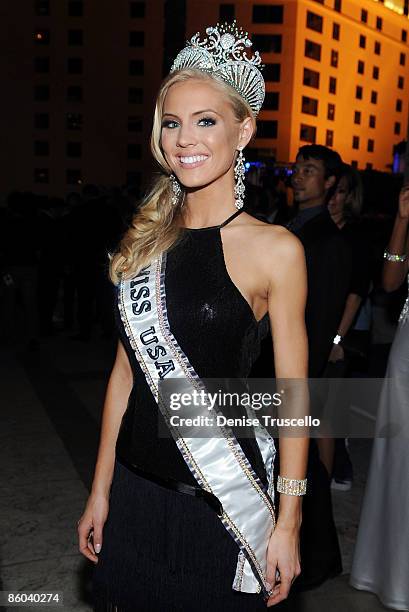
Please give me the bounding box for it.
[294,209,352,377]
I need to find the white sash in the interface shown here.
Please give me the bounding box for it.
[118,252,276,596]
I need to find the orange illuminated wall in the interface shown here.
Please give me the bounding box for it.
[186,0,409,170]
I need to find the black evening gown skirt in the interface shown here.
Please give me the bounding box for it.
[93,461,296,612]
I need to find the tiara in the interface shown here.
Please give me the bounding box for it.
[170,21,265,116]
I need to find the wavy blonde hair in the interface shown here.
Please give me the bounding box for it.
[109,68,256,284]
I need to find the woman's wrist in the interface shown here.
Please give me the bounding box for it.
[276,513,302,532]
[91,473,112,498]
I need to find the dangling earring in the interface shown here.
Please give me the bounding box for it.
[170,174,183,207]
[234,149,246,210]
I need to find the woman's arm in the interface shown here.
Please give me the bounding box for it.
[383,186,409,292]
[261,229,309,606]
[78,339,133,563]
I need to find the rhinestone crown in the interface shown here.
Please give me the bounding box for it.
[170,21,265,116]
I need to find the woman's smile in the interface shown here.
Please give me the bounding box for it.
[177,154,209,169]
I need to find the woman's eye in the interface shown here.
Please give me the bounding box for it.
[198,117,216,127]
[162,120,179,129]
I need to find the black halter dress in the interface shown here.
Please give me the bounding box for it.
[92,210,281,612]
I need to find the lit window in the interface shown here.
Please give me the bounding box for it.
[300,124,316,143]
[34,29,50,44]
[330,50,338,68]
[66,113,82,130]
[326,129,334,147]
[327,103,335,121]
[34,168,49,183]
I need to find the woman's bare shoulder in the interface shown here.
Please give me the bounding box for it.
[234,213,304,261]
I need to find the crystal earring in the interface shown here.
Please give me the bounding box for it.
[234,149,246,210]
[170,174,183,207]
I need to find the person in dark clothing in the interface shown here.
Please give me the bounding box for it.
[284,146,352,591]
[251,146,349,591]
[289,146,352,379]
[327,164,372,490]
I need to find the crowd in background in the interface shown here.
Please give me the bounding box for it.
[0,166,407,370]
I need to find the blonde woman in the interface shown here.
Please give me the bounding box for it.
[78,23,308,611]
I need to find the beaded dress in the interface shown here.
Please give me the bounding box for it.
[350,275,409,611]
[92,210,277,611]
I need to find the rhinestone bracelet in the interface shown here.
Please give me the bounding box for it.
[384,250,407,263]
[277,475,307,496]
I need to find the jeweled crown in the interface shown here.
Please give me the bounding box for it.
[170,21,265,116]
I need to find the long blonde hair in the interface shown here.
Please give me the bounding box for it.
[109,68,255,284]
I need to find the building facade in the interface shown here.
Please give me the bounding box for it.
[1,0,165,198]
[187,0,409,170]
[2,0,409,199]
